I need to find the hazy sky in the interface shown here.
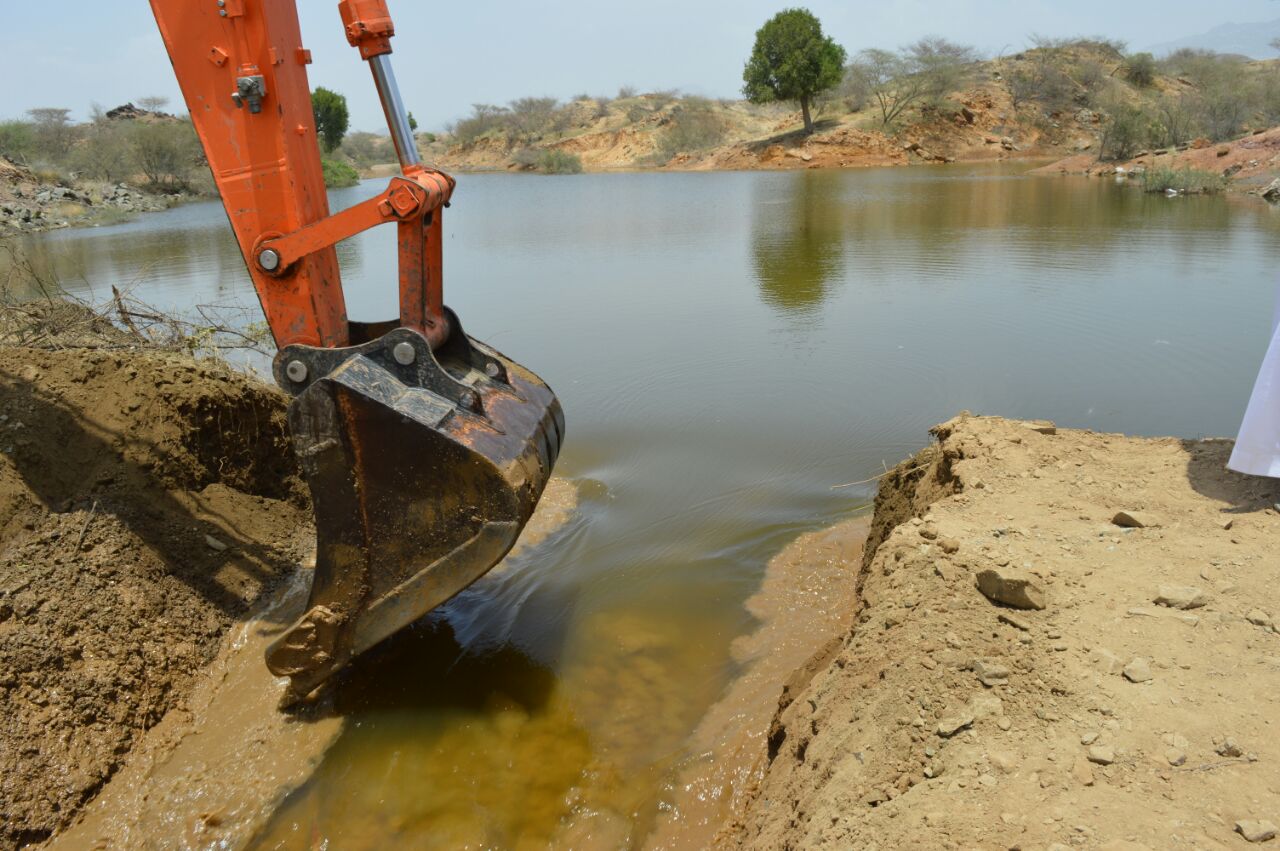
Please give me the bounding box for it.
[3,1,1280,132]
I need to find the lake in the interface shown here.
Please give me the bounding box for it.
[11,163,1279,848]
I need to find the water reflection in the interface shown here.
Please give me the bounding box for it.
[752,170,846,313]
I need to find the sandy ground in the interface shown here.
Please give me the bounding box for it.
[722,414,1280,850]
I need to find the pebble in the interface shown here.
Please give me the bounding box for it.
[1112,510,1161,529]
[996,717,1012,731]
[1080,731,1099,745]
[204,535,229,552]
[1153,585,1208,610]
[937,713,975,738]
[938,537,960,554]
[998,612,1031,631]
[1087,745,1116,765]
[972,659,1011,687]
[1236,820,1279,843]
[975,567,1047,610]
[1122,658,1152,683]
[1246,609,1274,629]
[1164,747,1186,766]
[1071,755,1095,785]
[1216,738,1244,758]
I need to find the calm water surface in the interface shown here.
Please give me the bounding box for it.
[12,164,1280,848]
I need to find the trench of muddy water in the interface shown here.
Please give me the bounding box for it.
[8,163,1280,848]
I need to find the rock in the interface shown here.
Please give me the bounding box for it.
[1091,646,1125,675]
[998,612,1031,631]
[972,659,1011,687]
[1112,510,1161,528]
[1261,178,1280,202]
[1236,821,1278,843]
[919,524,939,541]
[1000,136,1016,151]
[996,717,1012,731]
[1216,738,1244,758]
[1164,747,1186,766]
[1080,731,1099,745]
[1217,147,1231,157]
[1221,518,1235,530]
[1224,164,1243,178]
[1087,745,1115,765]
[784,148,813,162]
[1122,657,1152,683]
[968,694,1004,720]
[204,534,229,552]
[1072,755,1095,785]
[938,537,960,554]
[1153,585,1208,610]
[937,712,975,738]
[975,568,1046,610]
[1023,420,1057,435]
[1246,609,1274,629]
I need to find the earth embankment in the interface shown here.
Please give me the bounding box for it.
[724,414,1280,849]
[0,338,310,848]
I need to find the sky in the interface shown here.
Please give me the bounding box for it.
[3,1,1280,133]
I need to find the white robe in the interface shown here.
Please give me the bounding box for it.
[1229,295,1280,478]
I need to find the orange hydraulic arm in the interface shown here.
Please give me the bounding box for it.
[148,0,453,349]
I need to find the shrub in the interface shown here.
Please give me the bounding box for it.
[1140,166,1226,194]
[1124,53,1157,88]
[69,121,134,182]
[321,158,359,188]
[617,85,637,99]
[537,149,582,174]
[0,120,36,163]
[657,99,728,157]
[1099,100,1157,161]
[127,120,201,189]
[449,104,509,144]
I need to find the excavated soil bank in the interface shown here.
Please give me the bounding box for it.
[0,343,311,848]
[722,415,1280,850]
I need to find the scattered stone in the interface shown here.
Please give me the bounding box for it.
[1221,518,1235,531]
[1122,658,1152,683]
[976,567,1046,610]
[1216,738,1244,758]
[1080,731,1099,745]
[204,534,229,552]
[1236,821,1278,843]
[1246,610,1274,629]
[1023,420,1057,435]
[1072,755,1095,786]
[998,612,1031,631]
[938,537,960,554]
[1153,585,1208,610]
[968,694,1004,720]
[1112,510,1161,529]
[937,712,975,738]
[1261,179,1280,202]
[1091,647,1125,675]
[1164,748,1186,766]
[996,717,1012,731]
[972,659,1011,687]
[919,524,939,541]
[1087,745,1116,765]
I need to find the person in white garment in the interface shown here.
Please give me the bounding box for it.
[1230,296,1280,478]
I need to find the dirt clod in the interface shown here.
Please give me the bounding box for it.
[975,566,1046,610]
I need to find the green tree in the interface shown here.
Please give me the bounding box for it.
[408,111,419,131]
[742,8,846,134]
[311,87,350,152]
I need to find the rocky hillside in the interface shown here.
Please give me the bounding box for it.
[418,42,1280,176]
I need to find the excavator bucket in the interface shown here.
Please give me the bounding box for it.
[264,314,563,702]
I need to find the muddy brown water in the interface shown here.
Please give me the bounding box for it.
[8,163,1280,848]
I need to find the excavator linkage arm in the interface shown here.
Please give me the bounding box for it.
[148,0,563,704]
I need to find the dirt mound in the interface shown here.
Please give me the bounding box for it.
[0,346,310,848]
[724,415,1280,849]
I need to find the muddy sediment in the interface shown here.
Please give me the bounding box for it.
[0,343,310,848]
[722,414,1280,849]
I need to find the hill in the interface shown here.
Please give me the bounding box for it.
[1146,19,1280,60]
[353,40,1280,180]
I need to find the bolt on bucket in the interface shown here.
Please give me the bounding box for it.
[264,311,563,703]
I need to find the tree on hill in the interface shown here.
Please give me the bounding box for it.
[849,38,977,128]
[311,87,350,152]
[742,8,846,134]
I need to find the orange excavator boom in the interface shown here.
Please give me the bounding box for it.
[148,0,563,703]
